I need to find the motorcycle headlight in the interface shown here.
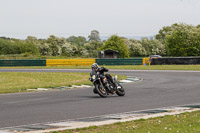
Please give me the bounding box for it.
[92,75,96,80]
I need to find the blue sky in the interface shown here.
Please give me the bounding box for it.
[0,0,200,39]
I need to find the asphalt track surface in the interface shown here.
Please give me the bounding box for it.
[0,69,200,128]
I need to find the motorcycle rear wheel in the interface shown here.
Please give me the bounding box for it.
[116,83,125,96]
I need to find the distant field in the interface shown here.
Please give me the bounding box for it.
[0,72,126,94]
[1,65,200,70]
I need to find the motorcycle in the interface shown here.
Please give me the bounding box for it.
[89,69,125,98]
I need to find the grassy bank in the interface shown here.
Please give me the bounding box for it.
[1,65,200,70]
[51,111,200,133]
[0,72,127,94]
[106,65,200,71]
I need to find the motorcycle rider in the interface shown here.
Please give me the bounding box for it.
[90,63,115,94]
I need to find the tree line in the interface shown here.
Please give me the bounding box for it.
[0,23,200,58]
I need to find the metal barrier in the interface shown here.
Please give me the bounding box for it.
[46,59,95,66]
[96,58,143,65]
[0,58,150,66]
[0,60,46,66]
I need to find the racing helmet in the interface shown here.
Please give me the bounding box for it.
[91,63,99,70]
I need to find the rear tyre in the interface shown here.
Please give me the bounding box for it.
[95,84,107,98]
[116,83,125,96]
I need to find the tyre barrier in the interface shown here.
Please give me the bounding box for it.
[151,57,200,65]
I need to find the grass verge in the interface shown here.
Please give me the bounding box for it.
[0,72,126,94]
[0,65,200,70]
[51,111,200,133]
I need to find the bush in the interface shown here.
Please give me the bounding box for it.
[0,39,39,55]
[101,35,129,58]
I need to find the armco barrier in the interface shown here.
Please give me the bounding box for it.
[0,58,145,66]
[151,57,200,65]
[0,60,46,66]
[96,58,143,65]
[46,59,95,66]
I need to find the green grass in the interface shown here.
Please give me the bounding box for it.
[0,72,126,94]
[106,65,200,71]
[51,111,200,133]
[1,65,200,70]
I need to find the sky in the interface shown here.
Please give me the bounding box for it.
[0,0,200,39]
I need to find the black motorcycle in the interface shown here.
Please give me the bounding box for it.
[89,68,125,98]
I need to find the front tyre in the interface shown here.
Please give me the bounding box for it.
[116,83,125,96]
[95,84,107,98]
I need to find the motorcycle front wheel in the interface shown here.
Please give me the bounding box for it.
[95,84,108,98]
[116,83,125,96]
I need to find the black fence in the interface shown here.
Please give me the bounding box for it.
[151,57,200,65]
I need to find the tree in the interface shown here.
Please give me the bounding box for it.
[140,38,166,56]
[155,26,172,41]
[155,23,189,55]
[88,30,101,42]
[101,35,129,58]
[84,41,103,58]
[16,41,39,54]
[85,41,103,50]
[155,23,200,56]
[0,39,19,54]
[196,25,200,29]
[67,36,86,47]
[26,36,38,44]
[129,39,146,57]
[0,38,39,55]
[49,43,60,56]
[0,36,11,40]
[61,42,75,56]
[45,35,70,56]
[155,23,187,41]
[38,43,52,55]
[165,25,200,56]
